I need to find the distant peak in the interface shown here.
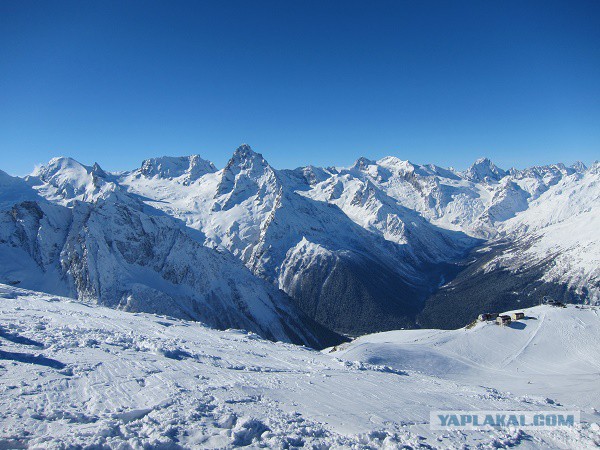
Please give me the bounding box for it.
[234,143,254,155]
[376,157,421,177]
[226,144,270,169]
[26,156,117,202]
[140,155,216,180]
[32,156,89,178]
[464,157,506,182]
[571,161,587,172]
[377,156,412,168]
[351,156,376,171]
[91,162,107,178]
[469,157,501,172]
[49,156,76,163]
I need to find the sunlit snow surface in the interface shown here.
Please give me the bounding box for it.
[1,284,598,449]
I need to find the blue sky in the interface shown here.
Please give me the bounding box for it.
[1,0,599,175]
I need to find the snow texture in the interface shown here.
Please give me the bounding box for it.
[1,285,598,449]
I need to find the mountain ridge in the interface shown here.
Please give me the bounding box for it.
[0,145,597,343]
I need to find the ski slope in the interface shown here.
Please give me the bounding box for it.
[1,285,598,449]
[332,305,600,412]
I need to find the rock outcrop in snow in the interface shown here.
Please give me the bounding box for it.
[463,157,506,182]
[139,155,217,183]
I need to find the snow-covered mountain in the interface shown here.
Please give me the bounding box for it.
[0,158,339,348]
[0,146,597,341]
[121,145,481,335]
[140,155,217,183]
[119,145,596,332]
[2,285,597,449]
[499,162,600,296]
[418,161,599,328]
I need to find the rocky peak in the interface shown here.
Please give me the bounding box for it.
[351,157,377,172]
[571,161,588,173]
[91,162,108,179]
[215,145,278,206]
[140,155,216,181]
[225,144,270,171]
[463,157,506,182]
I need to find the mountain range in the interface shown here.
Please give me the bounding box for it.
[0,145,597,346]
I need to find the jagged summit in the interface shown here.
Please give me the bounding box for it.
[350,156,377,171]
[234,143,255,156]
[571,161,588,172]
[219,144,274,185]
[225,144,270,170]
[214,145,278,206]
[463,157,506,182]
[25,157,124,205]
[140,155,216,181]
[91,162,108,178]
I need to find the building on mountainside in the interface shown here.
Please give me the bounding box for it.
[496,315,511,326]
[510,312,525,320]
[541,297,566,308]
[478,312,499,322]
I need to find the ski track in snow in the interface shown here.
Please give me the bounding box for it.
[1,285,599,449]
[501,311,545,369]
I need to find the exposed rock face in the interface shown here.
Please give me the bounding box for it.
[140,155,217,184]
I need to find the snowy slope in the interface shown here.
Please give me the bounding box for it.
[332,304,600,413]
[495,163,600,301]
[421,161,600,325]
[0,161,339,348]
[1,285,598,449]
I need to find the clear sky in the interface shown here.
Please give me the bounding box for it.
[1,0,599,175]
